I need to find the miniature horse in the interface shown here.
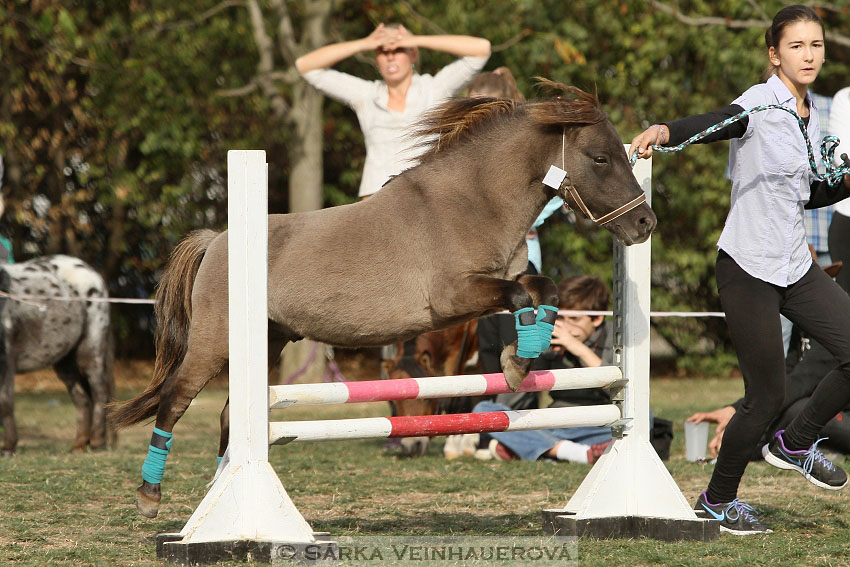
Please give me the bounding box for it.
[0,255,114,455]
[110,81,656,518]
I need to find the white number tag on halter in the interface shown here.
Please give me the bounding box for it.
[542,165,567,189]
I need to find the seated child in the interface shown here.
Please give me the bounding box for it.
[472,275,614,463]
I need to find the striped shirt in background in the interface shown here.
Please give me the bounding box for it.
[804,92,834,261]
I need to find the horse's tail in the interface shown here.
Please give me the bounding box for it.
[109,229,219,429]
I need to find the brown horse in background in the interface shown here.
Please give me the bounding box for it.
[382,320,480,457]
[110,81,656,518]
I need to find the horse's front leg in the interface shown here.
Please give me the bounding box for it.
[443,274,558,390]
[516,273,561,350]
[0,359,17,456]
[496,275,559,391]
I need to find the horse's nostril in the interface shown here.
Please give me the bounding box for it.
[639,215,656,234]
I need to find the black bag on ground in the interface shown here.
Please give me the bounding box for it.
[650,417,674,461]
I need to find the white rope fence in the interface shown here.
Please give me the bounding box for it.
[0,288,724,316]
[0,290,154,305]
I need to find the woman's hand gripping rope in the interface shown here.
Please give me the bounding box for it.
[628,105,850,188]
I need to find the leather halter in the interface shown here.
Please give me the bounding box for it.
[550,130,647,226]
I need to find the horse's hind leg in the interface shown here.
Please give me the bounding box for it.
[71,345,111,451]
[54,354,94,452]
[135,340,226,518]
[73,302,112,451]
[217,337,287,461]
[218,397,229,459]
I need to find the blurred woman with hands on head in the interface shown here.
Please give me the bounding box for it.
[296,23,490,199]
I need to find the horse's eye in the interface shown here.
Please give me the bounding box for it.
[594,156,608,165]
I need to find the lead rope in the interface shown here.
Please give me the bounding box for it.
[629,104,850,186]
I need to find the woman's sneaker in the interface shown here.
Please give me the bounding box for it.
[695,492,772,535]
[586,440,611,464]
[489,439,517,461]
[762,430,848,490]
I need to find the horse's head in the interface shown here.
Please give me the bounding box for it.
[530,82,657,245]
[380,340,438,458]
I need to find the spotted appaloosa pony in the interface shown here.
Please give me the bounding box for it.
[0,255,114,455]
[110,81,657,518]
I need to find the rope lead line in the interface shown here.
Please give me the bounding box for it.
[629,104,850,186]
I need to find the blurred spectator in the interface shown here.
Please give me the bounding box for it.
[687,328,850,460]
[804,92,834,267]
[471,275,614,463]
[296,23,490,199]
[828,86,850,295]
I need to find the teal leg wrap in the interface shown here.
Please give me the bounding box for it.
[536,305,559,352]
[141,427,173,484]
[217,456,223,465]
[514,307,541,358]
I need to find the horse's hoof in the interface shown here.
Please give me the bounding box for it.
[1,450,15,457]
[135,481,162,518]
[401,436,430,458]
[500,344,531,391]
[502,360,528,392]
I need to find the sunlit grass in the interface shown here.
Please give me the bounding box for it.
[2,377,849,566]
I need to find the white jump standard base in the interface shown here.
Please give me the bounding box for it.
[159,152,338,565]
[539,152,718,541]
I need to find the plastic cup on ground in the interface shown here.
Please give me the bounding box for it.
[684,421,709,462]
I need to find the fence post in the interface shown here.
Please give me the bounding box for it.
[541,149,719,541]
[159,150,335,564]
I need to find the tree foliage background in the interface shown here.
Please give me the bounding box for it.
[1,0,849,371]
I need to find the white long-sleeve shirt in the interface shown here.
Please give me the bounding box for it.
[719,75,821,286]
[302,55,488,197]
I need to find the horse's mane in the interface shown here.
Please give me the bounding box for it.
[415,79,605,158]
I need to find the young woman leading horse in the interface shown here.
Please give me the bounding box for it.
[110,81,656,518]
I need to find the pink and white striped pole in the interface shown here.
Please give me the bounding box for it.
[269,367,623,409]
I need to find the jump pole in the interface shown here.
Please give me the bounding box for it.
[541,148,718,540]
[158,151,335,565]
[269,366,626,408]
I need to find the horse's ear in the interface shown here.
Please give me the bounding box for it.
[380,359,396,379]
[416,351,435,375]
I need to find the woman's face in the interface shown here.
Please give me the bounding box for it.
[375,47,416,84]
[771,20,825,88]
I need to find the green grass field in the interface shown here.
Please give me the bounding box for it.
[2,376,849,566]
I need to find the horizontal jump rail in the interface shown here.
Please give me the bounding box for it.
[269,404,622,445]
[269,366,624,409]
